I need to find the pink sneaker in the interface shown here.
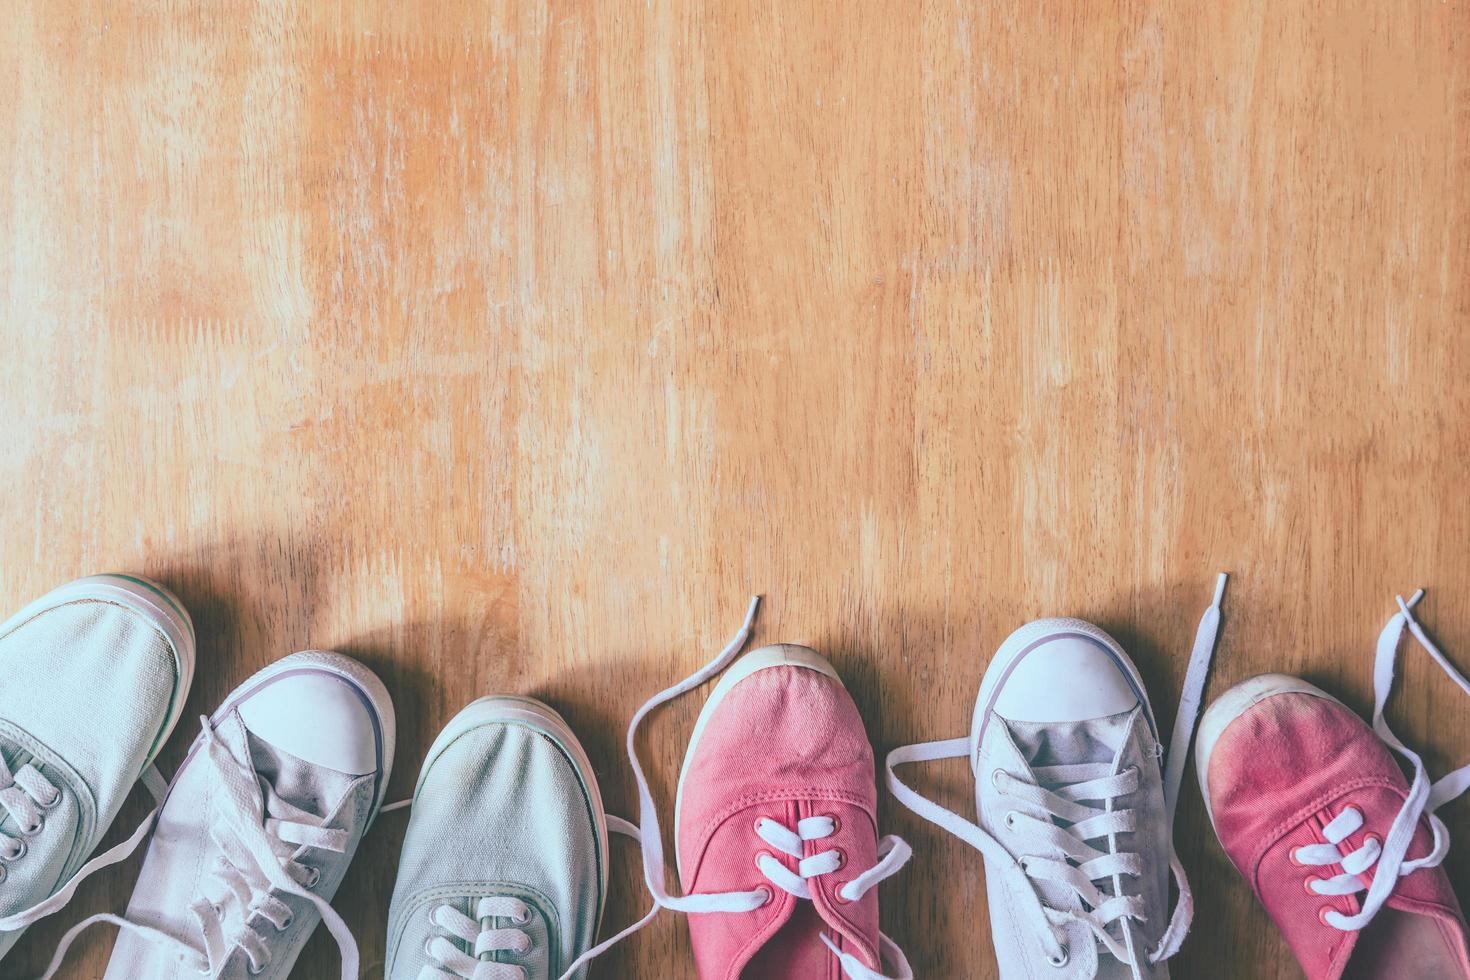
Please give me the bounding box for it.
[569,598,912,980]
[1196,591,1470,980]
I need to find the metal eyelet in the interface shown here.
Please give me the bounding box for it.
[1003,811,1019,831]
[2,839,26,861]
[0,864,7,883]
[514,906,533,926]
[755,885,774,906]
[303,866,321,888]
[990,769,1007,790]
[1048,945,1070,968]
[753,850,773,872]
[1318,906,1335,926]
[826,814,842,835]
[833,849,847,871]
[38,790,62,811]
[1288,848,1306,867]
[276,913,293,932]
[19,819,43,838]
[1302,877,1321,897]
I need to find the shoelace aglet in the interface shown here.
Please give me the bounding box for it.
[1211,571,1229,607]
[1398,589,1426,615]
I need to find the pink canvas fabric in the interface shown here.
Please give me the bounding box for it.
[1206,688,1470,980]
[677,658,882,979]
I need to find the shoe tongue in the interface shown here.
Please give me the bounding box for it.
[1004,708,1134,771]
[244,731,348,820]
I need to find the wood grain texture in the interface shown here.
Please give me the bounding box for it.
[2,1,1468,977]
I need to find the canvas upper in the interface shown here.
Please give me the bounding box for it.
[1200,677,1470,980]
[385,696,607,980]
[101,650,393,980]
[675,644,907,980]
[0,575,192,963]
[887,583,1229,980]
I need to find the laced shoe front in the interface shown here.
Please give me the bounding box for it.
[385,696,640,980]
[567,600,912,980]
[887,577,1227,978]
[1196,590,1470,979]
[0,575,194,964]
[39,649,395,980]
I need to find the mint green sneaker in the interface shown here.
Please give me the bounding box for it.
[0,574,194,962]
[385,697,615,980]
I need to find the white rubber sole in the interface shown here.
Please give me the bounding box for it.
[1193,673,1340,829]
[673,643,841,877]
[408,694,611,912]
[0,573,196,771]
[969,616,1156,767]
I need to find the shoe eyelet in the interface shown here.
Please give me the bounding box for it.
[514,906,533,926]
[833,849,847,871]
[826,814,842,835]
[303,866,321,888]
[277,913,293,932]
[1003,811,1019,831]
[1363,832,1381,848]
[38,790,61,811]
[755,885,773,907]
[1048,945,1070,968]
[1318,906,1335,926]
[19,819,43,838]
[247,962,265,976]
[990,769,1006,790]
[1302,877,1321,896]
[424,937,436,955]
[0,864,7,883]
[1288,848,1305,867]
[752,817,767,835]
[2,840,25,861]
[753,850,773,873]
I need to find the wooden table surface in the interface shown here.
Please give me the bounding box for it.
[4,2,1468,978]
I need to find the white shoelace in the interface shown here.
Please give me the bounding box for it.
[377,805,651,980]
[0,753,60,878]
[1298,589,1470,932]
[886,574,1228,976]
[32,715,363,980]
[559,597,913,980]
[420,896,534,980]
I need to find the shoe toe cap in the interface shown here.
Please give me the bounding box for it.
[992,632,1141,723]
[237,667,379,775]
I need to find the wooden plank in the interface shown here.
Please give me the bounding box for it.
[1,1,1467,976]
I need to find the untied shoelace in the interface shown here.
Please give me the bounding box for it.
[884,574,1229,976]
[24,715,363,980]
[560,597,915,980]
[1296,589,1470,931]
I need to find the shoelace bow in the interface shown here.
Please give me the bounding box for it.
[420,896,533,980]
[562,597,915,980]
[886,574,1229,977]
[0,752,60,876]
[1296,589,1470,932]
[32,715,363,980]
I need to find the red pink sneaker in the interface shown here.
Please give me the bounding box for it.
[1196,591,1470,980]
[570,598,912,980]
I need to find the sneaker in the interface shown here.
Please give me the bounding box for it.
[0,574,194,961]
[384,695,633,980]
[1195,590,1470,979]
[575,598,913,980]
[886,576,1228,977]
[40,649,395,979]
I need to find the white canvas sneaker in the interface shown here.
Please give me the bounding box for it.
[0,574,195,962]
[39,649,395,980]
[886,577,1227,978]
